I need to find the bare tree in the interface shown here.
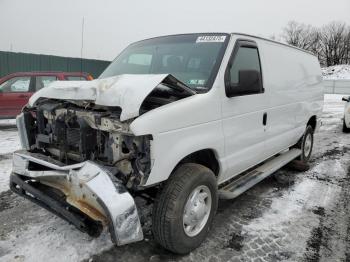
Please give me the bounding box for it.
[341,27,350,64]
[282,21,320,51]
[319,22,348,66]
[282,21,350,66]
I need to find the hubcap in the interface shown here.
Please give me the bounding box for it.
[304,133,312,157]
[183,185,212,237]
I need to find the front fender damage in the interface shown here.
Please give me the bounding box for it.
[10,151,143,245]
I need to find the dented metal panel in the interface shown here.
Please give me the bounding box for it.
[11,151,144,245]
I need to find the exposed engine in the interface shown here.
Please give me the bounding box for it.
[20,100,152,188]
[18,74,196,189]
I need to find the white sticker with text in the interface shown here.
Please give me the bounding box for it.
[196,35,226,43]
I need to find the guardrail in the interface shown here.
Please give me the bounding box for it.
[323,79,350,94]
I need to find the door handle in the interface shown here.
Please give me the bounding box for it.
[263,112,267,126]
[18,94,29,98]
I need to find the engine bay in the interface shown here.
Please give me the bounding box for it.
[20,100,152,188]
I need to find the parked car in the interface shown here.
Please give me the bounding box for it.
[342,96,350,132]
[0,72,93,118]
[10,33,323,254]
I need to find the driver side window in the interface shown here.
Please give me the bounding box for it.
[229,47,261,85]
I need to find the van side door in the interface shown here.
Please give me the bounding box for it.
[220,39,269,182]
[261,43,303,156]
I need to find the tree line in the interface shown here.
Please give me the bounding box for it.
[281,21,350,67]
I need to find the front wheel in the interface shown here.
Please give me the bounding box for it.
[152,163,218,254]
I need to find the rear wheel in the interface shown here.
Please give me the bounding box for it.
[152,163,218,254]
[343,119,350,133]
[291,125,314,171]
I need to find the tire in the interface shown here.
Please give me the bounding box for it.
[291,125,314,171]
[152,163,218,254]
[343,119,350,133]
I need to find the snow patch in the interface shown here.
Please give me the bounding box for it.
[0,212,113,262]
[0,158,12,193]
[243,159,343,238]
[322,64,350,80]
[0,119,16,126]
[0,129,20,155]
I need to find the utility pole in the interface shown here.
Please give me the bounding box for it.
[80,17,85,73]
[7,43,13,74]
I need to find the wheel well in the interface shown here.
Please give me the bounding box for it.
[178,149,220,177]
[307,116,317,131]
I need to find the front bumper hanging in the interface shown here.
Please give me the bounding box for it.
[10,150,144,245]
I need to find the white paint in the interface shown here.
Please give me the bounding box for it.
[131,34,323,186]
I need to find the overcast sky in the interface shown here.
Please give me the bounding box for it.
[1,0,349,61]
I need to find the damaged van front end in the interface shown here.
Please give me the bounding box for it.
[10,73,194,245]
[10,152,143,245]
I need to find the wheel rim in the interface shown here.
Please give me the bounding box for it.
[183,185,212,237]
[304,133,312,157]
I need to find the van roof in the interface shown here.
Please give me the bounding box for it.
[231,33,315,56]
[134,32,315,57]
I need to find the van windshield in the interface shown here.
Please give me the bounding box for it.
[99,34,229,91]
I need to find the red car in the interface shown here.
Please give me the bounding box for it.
[0,72,93,119]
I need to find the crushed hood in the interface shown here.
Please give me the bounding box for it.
[28,74,195,121]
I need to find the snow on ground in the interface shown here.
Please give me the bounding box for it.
[0,119,16,126]
[0,158,12,193]
[321,94,345,130]
[0,211,113,262]
[242,160,343,259]
[322,64,350,80]
[0,129,20,155]
[0,120,19,193]
[0,120,115,262]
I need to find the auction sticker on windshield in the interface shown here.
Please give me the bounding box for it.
[196,35,226,43]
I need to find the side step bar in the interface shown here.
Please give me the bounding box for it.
[219,149,301,199]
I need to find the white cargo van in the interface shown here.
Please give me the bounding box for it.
[11,33,323,254]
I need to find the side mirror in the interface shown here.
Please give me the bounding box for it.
[342,96,350,102]
[226,70,262,97]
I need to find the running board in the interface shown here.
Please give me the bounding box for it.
[219,149,301,199]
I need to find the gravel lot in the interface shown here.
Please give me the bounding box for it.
[0,94,349,262]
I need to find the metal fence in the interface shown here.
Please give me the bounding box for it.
[324,79,350,94]
[0,51,110,79]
